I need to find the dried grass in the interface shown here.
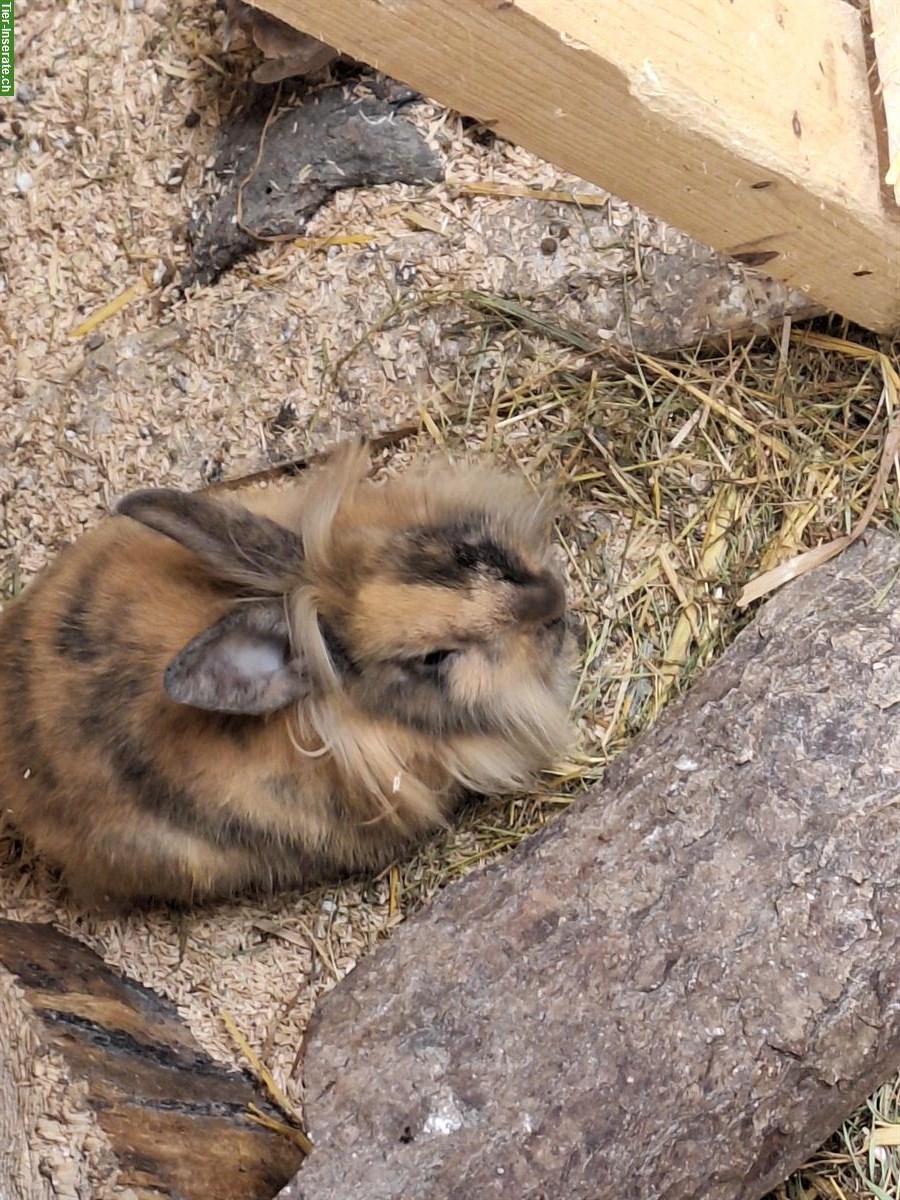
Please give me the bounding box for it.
[371,307,900,791]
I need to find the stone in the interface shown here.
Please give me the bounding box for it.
[184,72,442,288]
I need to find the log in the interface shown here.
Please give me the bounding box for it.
[282,531,900,1200]
[0,919,303,1200]
[249,0,900,333]
[184,74,442,287]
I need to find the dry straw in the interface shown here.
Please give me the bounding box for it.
[221,1008,314,1154]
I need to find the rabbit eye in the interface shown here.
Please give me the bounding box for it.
[422,648,455,668]
[409,648,456,673]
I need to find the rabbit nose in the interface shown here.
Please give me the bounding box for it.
[516,572,566,626]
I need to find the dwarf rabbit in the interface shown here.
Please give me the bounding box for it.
[0,440,576,907]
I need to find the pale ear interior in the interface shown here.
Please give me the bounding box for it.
[164,603,309,715]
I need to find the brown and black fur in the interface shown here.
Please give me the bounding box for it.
[0,441,576,907]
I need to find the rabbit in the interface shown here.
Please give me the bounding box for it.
[0,439,577,908]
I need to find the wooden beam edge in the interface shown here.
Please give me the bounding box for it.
[250,0,900,333]
[870,0,900,208]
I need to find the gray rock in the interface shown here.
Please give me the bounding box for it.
[184,73,442,288]
[282,532,900,1200]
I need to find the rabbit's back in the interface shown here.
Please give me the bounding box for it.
[0,509,417,905]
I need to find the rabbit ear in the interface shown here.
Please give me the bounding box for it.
[116,489,303,591]
[164,602,310,714]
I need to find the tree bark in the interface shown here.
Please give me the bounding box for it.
[282,531,900,1200]
[0,918,303,1200]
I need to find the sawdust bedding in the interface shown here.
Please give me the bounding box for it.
[0,0,655,1099]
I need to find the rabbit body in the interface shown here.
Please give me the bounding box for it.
[0,443,576,906]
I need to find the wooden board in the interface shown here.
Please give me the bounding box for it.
[871,0,900,205]
[248,0,900,333]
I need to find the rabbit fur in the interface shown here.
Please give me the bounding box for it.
[0,440,577,907]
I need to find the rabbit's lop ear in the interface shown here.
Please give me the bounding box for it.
[116,489,303,591]
[164,602,309,715]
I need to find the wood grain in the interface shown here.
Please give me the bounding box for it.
[0,919,303,1200]
[871,0,900,205]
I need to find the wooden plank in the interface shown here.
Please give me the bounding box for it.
[250,0,900,333]
[0,919,304,1199]
[872,0,900,205]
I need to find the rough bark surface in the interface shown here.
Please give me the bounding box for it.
[0,919,303,1199]
[184,72,443,287]
[283,532,900,1200]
